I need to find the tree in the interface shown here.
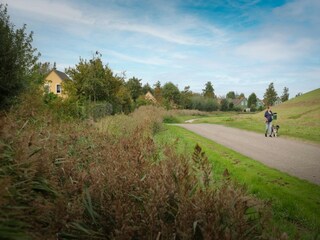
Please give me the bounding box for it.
[263,82,278,106]
[226,91,236,99]
[142,83,153,94]
[153,81,162,103]
[0,4,40,108]
[238,93,245,99]
[281,87,289,102]
[247,93,257,108]
[65,53,125,112]
[162,82,180,105]
[202,81,215,98]
[126,77,142,102]
[180,85,193,109]
[220,98,229,111]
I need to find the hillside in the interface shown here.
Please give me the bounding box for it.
[255,88,320,142]
[193,88,320,143]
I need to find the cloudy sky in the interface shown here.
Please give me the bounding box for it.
[4,0,320,98]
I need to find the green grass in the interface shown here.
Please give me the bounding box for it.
[156,125,320,239]
[175,89,320,144]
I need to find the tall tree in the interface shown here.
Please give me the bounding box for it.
[281,87,289,102]
[263,82,278,106]
[180,85,193,109]
[65,53,123,105]
[142,83,153,94]
[220,98,229,111]
[162,82,180,105]
[238,93,245,99]
[153,81,162,103]
[126,77,142,102]
[202,81,215,98]
[226,91,236,99]
[247,93,257,108]
[0,4,40,108]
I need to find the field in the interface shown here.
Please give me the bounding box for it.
[1,90,320,239]
[168,88,320,144]
[156,125,320,239]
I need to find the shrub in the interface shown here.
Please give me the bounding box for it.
[189,96,219,112]
[0,104,283,239]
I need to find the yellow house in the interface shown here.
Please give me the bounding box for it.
[44,69,69,97]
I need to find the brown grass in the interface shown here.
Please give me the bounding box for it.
[0,96,284,239]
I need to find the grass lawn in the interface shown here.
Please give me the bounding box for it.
[171,88,320,144]
[156,125,320,239]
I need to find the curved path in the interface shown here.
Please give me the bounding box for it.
[176,124,320,185]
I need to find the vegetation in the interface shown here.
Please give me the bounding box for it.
[263,82,278,106]
[0,98,285,239]
[183,89,320,143]
[0,4,40,109]
[156,125,320,239]
[202,81,215,99]
[281,87,289,102]
[247,93,257,110]
[1,4,319,239]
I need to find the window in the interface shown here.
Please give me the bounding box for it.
[56,84,61,94]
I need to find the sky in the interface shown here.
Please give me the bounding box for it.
[4,0,320,99]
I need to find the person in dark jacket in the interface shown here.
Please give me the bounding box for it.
[264,106,273,137]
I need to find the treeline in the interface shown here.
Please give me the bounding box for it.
[0,3,290,119]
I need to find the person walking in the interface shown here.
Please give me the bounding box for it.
[264,106,273,137]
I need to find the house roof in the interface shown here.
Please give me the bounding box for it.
[232,97,247,106]
[53,69,69,80]
[145,91,157,103]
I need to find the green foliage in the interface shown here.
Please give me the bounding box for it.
[189,95,219,111]
[247,92,257,108]
[126,76,142,102]
[281,87,289,102]
[220,98,229,111]
[153,81,162,103]
[159,125,320,238]
[0,4,40,109]
[162,82,180,106]
[142,83,153,94]
[65,54,133,114]
[1,105,280,239]
[226,91,236,99]
[263,82,278,106]
[179,85,193,109]
[194,89,320,143]
[202,81,215,98]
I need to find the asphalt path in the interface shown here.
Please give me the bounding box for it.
[176,124,320,185]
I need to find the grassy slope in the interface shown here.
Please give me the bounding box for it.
[192,89,320,143]
[156,125,320,239]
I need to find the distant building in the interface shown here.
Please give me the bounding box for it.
[44,69,69,97]
[232,97,248,110]
[274,97,282,106]
[256,98,265,108]
[145,91,157,104]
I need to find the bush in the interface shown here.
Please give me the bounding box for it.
[189,96,219,111]
[0,104,283,239]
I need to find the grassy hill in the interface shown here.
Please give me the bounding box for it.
[193,88,320,143]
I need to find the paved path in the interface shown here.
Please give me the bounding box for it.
[176,124,320,185]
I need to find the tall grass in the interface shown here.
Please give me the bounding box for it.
[0,95,284,239]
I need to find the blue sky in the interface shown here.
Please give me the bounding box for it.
[5,0,320,99]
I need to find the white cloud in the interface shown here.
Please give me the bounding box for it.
[7,0,94,25]
[235,37,315,62]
